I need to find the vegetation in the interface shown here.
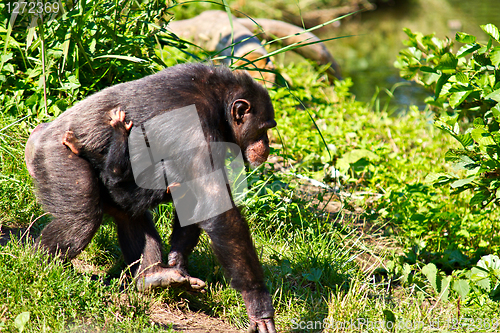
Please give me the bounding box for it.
[395,23,500,312]
[396,24,500,209]
[1,0,500,332]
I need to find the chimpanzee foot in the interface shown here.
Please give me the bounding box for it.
[136,265,206,293]
[166,182,181,194]
[62,130,81,155]
[109,107,133,132]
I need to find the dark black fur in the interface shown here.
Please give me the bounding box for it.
[25,63,277,333]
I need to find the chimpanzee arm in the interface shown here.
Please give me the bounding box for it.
[199,208,276,333]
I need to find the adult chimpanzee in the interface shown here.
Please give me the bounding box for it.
[25,63,277,333]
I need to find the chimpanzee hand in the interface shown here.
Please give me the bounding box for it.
[247,317,276,333]
[242,289,276,333]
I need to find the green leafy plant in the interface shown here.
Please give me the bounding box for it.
[383,253,500,305]
[396,24,500,208]
[1,0,187,118]
[469,254,500,301]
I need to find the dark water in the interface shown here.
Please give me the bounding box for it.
[322,0,500,113]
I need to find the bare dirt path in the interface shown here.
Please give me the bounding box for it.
[151,303,243,333]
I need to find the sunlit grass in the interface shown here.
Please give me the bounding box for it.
[2,0,500,331]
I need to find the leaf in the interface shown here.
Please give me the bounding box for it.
[0,53,13,63]
[451,154,476,169]
[440,276,451,302]
[469,191,491,206]
[58,75,81,91]
[451,177,475,188]
[302,268,323,282]
[472,128,496,147]
[424,172,453,184]
[93,55,146,63]
[446,249,470,266]
[491,285,500,301]
[440,114,460,127]
[491,47,500,67]
[444,150,460,162]
[403,27,417,39]
[478,254,500,271]
[481,24,500,42]
[422,263,438,294]
[403,27,417,40]
[435,74,451,98]
[420,66,438,74]
[471,255,500,292]
[485,88,500,102]
[492,104,500,122]
[455,72,469,84]
[453,279,470,299]
[337,149,380,173]
[457,43,481,58]
[456,133,474,147]
[471,269,491,292]
[449,90,472,108]
[89,38,97,54]
[402,263,411,284]
[476,74,492,90]
[449,84,474,93]
[399,47,422,61]
[14,312,30,333]
[383,309,396,330]
[456,32,476,44]
[473,117,486,129]
[437,53,458,70]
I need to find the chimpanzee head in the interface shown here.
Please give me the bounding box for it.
[228,72,276,167]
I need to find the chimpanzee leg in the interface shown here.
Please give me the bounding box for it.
[62,130,82,155]
[199,208,275,333]
[61,107,132,180]
[106,207,205,292]
[34,135,103,259]
[102,108,133,180]
[167,213,201,272]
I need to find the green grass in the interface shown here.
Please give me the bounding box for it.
[2,0,500,331]
[0,237,171,332]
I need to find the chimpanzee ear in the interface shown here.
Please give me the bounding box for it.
[232,99,251,123]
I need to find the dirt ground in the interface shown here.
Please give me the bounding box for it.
[150,303,243,333]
